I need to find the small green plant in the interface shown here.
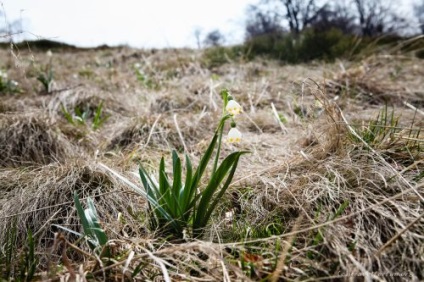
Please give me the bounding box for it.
[54,192,109,256]
[350,105,399,149]
[18,230,37,281]
[36,68,53,93]
[60,101,109,130]
[140,90,247,239]
[307,200,349,259]
[92,101,108,130]
[0,70,21,95]
[36,50,54,93]
[1,218,18,279]
[109,89,247,239]
[134,63,159,90]
[0,220,37,281]
[78,67,95,79]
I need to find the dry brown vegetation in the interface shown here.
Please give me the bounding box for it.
[0,45,423,281]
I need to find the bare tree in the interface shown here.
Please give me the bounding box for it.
[193,27,202,49]
[245,4,284,39]
[280,0,328,34]
[414,0,424,34]
[246,0,407,40]
[0,9,24,42]
[203,30,225,47]
[308,1,356,33]
[352,0,406,36]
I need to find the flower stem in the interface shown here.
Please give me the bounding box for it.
[213,114,230,173]
[213,122,224,173]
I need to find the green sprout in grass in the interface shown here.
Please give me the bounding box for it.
[60,101,109,130]
[0,70,21,95]
[136,89,248,239]
[36,50,54,94]
[134,63,159,90]
[54,192,109,257]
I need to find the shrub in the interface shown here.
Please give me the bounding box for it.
[244,28,360,63]
[201,46,244,68]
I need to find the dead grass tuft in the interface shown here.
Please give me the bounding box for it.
[327,57,424,106]
[0,113,72,167]
[0,160,144,265]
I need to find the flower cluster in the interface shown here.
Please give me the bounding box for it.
[0,70,8,80]
[0,70,20,94]
[225,95,243,143]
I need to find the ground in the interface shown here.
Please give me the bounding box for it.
[0,45,423,281]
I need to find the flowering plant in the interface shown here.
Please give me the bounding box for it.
[36,50,54,94]
[0,70,21,94]
[137,89,247,239]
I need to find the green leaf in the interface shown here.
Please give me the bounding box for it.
[190,132,218,193]
[159,157,169,198]
[52,224,83,238]
[204,152,246,223]
[60,103,75,125]
[180,154,193,221]
[193,151,248,236]
[139,166,181,232]
[75,106,82,118]
[331,200,349,220]
[220,89,229,108]
[171,150,183,217]
[73,192,92,237]
[93,101,104,130]
[86,198,108,246]
[26,229,37,281]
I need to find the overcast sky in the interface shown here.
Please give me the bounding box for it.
[0,0,418,49]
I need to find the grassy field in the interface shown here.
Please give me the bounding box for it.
[0,44,423,281]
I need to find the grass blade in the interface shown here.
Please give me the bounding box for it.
[74,192,92,237]
[86,198,108,246]
[172,150,183,217]
[193,151,248,235]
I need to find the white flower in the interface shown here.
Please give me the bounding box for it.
[84,208,97,223]
[0,71,8,80]
[46,50,53,57]
[227,127,242,143]
[226,100,242,116]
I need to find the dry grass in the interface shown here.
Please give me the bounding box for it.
[0,112,73,167]
[0,45,423,281]
[0,161,145,267]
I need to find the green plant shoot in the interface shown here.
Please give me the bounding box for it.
[137,89,247,239]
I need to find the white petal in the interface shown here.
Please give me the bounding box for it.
[227,128,242,143]
[226,100,242,116]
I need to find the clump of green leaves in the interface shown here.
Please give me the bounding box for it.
[54,192,109,257]
[99,90,247,239]
[134,63,159,90]
[37,50,54,94]
[36,51,55,94]
[0,220,37,281]
[307,200,350,260]
[61,101,109,130]
[36,67,53,93]
[133,90,248,239]
[0,70,21,95]
[349,105,423,180]
[349,105,399,149]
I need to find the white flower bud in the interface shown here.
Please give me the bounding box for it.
[227,127,242,143]
[226,100,242,116]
